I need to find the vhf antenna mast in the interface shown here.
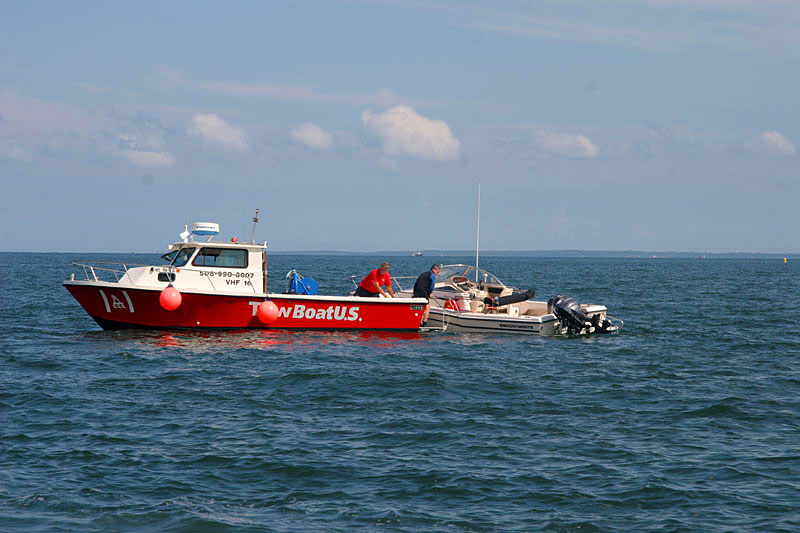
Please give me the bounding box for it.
[251,209,260,243]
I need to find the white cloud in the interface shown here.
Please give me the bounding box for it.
[361,105,460,161]
[188,113,249,154]
[156,66,409,107]
[119,149,176,168]
[628,121,702,160]
[530,130,599,159]
[0,91,182,166]
[0,89,107,137]
[290,122,333,150]
[468,1,800,56]
[100,116,177,168]
[643,0,798,10]
[99,143,176,168]
[0,139,33,162]
[745,131,796,156]
[118,130,164,152]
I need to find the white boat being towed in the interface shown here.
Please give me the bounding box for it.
[398,264,623,336]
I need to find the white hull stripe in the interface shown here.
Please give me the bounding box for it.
[122,291,135,313]
[99,290,111,313]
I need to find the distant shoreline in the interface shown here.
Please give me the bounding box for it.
[268,250,799,259]
[3,250,797,259]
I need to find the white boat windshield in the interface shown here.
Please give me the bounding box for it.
[437,264,506,286]
[161,250,178,263]
[161,247,196,267]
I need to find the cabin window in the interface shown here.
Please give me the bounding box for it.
[192,248,248,268]
[172,247,195,267]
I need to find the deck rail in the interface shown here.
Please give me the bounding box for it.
[348,275,415,293]
[69,260,261,294]
[70,261,147,283]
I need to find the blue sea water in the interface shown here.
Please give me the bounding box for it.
[1,252,799,532]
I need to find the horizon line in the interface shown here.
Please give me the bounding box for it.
[2,249,798,257]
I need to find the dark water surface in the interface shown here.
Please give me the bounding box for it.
[2,253,799,532]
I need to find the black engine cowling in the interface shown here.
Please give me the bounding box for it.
[548,295,592,333]
[547,295,617,334]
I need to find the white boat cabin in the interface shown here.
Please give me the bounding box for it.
[118,241,268,294]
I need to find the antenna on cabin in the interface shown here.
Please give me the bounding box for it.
[251,209,260,243]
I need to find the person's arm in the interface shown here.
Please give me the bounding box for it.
[372,273,391,297]
[385,273,395,297]
[376,284,392,297]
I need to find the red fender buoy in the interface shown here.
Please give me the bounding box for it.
[257,300,279,323]
[159,285,182,311]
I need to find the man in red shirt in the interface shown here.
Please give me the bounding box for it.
[354,262,395,297]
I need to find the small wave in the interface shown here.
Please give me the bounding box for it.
[681,400,754,421]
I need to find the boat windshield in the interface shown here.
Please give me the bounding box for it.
[169,247,196,267]
[161,250,178,263]
[437,264,506,286]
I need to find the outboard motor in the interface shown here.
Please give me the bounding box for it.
[547,294,618,334]
[548,295,595,334]
[484,289,535,308]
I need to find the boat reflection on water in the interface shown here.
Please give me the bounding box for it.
[90,328,425,354]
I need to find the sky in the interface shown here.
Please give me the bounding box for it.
[1,0,798,253]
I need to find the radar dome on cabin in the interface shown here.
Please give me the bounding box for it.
[192,222,219,236]
[191,222,220,241]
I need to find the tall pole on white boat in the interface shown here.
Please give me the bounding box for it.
[475,184,480,282]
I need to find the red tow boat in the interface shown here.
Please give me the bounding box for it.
[64,221,427,331]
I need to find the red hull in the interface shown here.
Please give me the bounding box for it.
[64,283,425,331]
